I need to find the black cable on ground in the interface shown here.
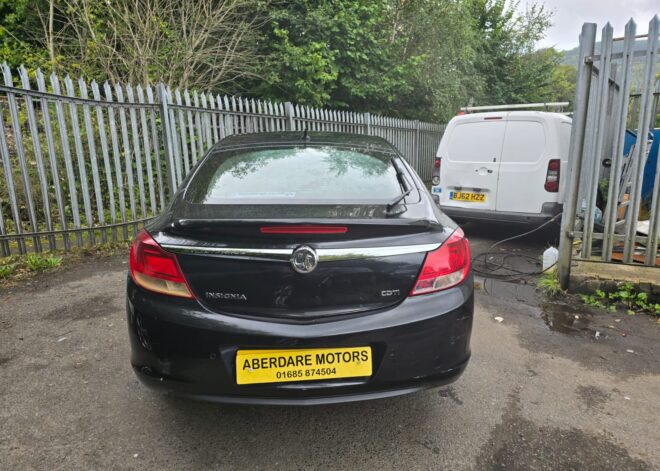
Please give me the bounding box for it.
[470,213,562,281]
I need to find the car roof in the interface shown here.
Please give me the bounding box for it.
[212,132,399,154]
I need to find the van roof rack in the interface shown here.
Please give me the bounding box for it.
[459,102,570,114]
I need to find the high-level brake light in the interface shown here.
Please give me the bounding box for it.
[260,226,348,234]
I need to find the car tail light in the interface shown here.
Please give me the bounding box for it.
[544,159,560,192]
[432,158,441,186]
[410,228,470,296]
[129,230,193,298]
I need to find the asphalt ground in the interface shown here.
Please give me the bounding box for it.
[1,222,659,470]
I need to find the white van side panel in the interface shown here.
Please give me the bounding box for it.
[438,117,505,211]
[495,119,550,214]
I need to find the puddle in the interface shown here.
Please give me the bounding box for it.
[475,276,540,306]
[541,301,597,336]
[476,275,604,338]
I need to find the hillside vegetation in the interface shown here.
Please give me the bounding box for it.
[561,39,660,92]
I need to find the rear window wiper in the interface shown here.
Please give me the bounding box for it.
[387,157,413,212]
[386,188,412,211]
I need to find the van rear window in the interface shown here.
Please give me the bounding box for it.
[500,121,546,163]
[186,146,403,204]
[448,121,506,162]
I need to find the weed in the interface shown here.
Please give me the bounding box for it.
[579,283,660,316]
[0,264,17,278]
[537,269,563,297]
[25,254,62,271]
[579,292,607,309]
[0,242,129,285]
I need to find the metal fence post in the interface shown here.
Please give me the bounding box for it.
[1,63,42,252]
[414,120,421,171]
[642,16,660,265]
[602,20,637,261]
[558,23,597,289]
[364,112,371,135]
[580,23,613,259]
[157,83,177,199]
[624,15,659,264]
[284,102,295,131]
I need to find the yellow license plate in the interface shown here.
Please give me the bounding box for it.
[236,347,372,385]
[450,191,486,202]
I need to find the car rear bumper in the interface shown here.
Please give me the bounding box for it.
[126,276,474,405]
[440,202,562,226]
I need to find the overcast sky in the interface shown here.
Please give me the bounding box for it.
[517,0,659,50]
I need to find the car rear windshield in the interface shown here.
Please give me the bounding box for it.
[185,146,404,204]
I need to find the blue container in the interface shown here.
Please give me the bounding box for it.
[623,129,658,207]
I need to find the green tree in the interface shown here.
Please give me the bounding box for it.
[0,0,50,70]
[383,0,480,121]
[1,0,568,122]
[541,62,577,104]
[245,1,419,111]
[243,0,480,121]
[468,0,556,106]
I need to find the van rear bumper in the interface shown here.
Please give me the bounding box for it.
[440,203,562,226]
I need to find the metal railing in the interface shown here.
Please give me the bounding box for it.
[558,16,660,287]
[0,63,445,256]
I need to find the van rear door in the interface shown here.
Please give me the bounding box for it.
[439,115,505,211]
[495,117,549,214]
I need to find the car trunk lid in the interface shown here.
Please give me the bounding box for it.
[155,216,447,320]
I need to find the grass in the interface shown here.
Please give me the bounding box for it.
[25,253,62,271]
[0,263,17,278]
[537,269,563,297]
[0,253,64,282]
[0,240,132,287]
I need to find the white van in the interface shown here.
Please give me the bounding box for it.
[431,111,572,225]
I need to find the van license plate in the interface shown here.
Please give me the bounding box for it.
[450,191,486,202]
[236,347,372,385]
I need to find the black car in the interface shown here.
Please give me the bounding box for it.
[127,132,473,405]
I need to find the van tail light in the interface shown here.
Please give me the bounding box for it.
[129,230,193,298]
[544,159,560,192]
[432,158,441,185]
[410,228,470,296]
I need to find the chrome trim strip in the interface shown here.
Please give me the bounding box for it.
[160,245,292,262]
[317,243,440,261]
[161,243,441,261]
